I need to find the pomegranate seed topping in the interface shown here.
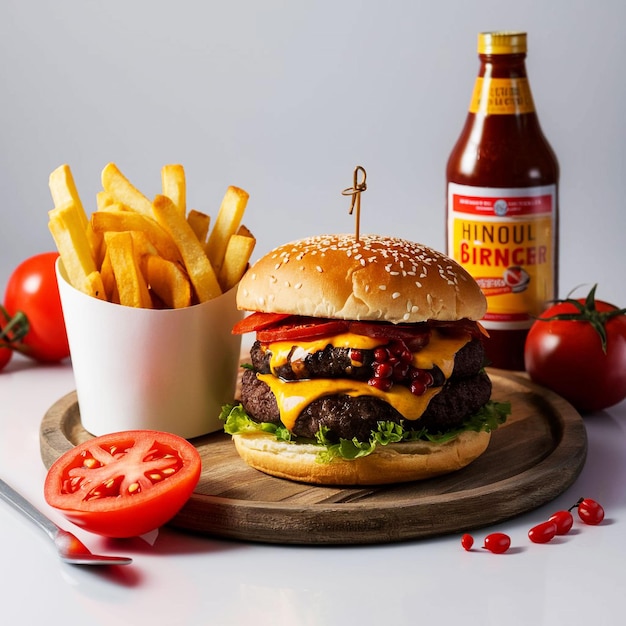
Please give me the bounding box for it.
[350,349,363,364]
[368,377,393,392]
[373,362,393,379]
[374,347,389,363]
[392,362,409,379]
[410,380,426,396]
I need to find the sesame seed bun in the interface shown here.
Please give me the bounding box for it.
[237,234,486,322]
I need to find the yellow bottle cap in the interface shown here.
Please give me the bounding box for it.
[478,31,527,55]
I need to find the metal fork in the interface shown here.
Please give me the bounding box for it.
[0,478,132,565]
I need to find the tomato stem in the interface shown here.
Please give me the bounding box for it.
[0,306,30,353]
[567,497,584,512]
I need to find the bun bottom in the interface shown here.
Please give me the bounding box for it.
[232,430,491,485]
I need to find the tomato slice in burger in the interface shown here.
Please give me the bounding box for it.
[44,430,201,538]
[232,312,292,335]
[256,317,350,343]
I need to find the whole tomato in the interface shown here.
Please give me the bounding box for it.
[524,285,626,412]
[3,252,70,362]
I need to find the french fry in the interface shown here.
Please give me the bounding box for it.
[101,162,154,217]
[187,209,211,244]
[91,210,181,264]
[236,223,254,239]
[99,249,117,303]
[152,194,222,302]
[205,186,249,273]
[161,164,186,215]
[218,232,256,291]
[128,230,159,259]
[88,223,106,270]
[49,164,88,230]
[146,255,192,309]
[105,231,152,308]
[96,190,116,211]
[48,202,106,299]
[84,271,108,302]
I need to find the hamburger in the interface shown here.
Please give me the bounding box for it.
[222,234,509,485]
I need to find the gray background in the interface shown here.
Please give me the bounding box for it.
[2,0,624,304]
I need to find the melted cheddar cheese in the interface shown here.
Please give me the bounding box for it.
[259,329,472,431]
[267,332,384,374]
[259,375,442,431]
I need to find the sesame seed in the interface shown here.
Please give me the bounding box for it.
[392,292,401,299]
[316,265,323,273]
[378,285,387,291]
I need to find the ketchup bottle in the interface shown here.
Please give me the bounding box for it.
[446,31,559,370]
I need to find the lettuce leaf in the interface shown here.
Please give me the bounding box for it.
[220,400,511,464]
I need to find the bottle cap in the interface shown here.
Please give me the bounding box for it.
[478,31,527,55]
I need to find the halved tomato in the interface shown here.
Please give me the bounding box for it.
[44,430,201,538]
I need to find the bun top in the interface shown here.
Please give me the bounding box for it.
[237,234,486,323]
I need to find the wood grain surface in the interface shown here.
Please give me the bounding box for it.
[39,369,587,545]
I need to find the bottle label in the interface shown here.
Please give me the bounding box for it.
[469,77,535,115]
[447,183,556,330]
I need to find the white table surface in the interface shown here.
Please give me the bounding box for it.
[1,352,624,626]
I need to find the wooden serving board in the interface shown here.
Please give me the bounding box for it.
[40,370,587,545]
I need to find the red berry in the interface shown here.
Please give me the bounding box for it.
[410,380,426,396]
[350,349,363,365]
[461,533,474,551]
[483,532,511,554]
[575,498,605,525]
[368,376,393,392]
[373,347,388,363]
[528,521,558,544]
[392,362,409,381]
[373,362,393,379]
[548,510,574,535]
